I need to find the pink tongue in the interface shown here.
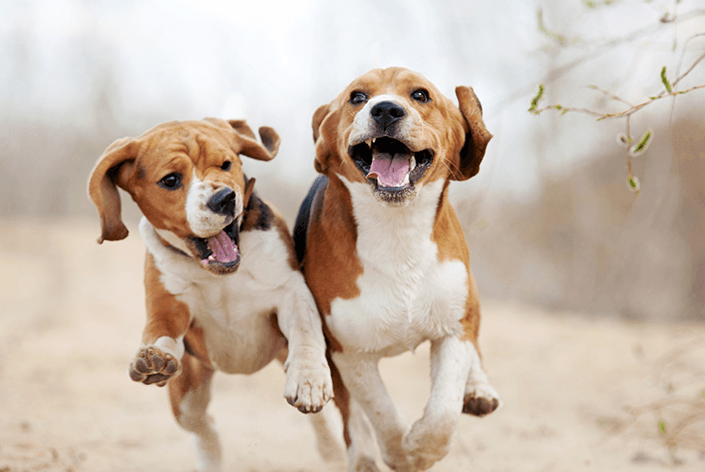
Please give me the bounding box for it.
[203,231,239,264]
[366,152,410,187]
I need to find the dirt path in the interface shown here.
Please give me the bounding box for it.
[1,218,704,471]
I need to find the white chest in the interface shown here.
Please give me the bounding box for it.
[140,218,290,373]
[329,178,469,354]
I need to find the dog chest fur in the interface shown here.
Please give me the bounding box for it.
[328,178,468,354]
[140,217,294,374]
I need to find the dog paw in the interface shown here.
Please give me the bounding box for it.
[351,457,382,472]
[402,419,452,471]
[462,384,502,417]
[283,349,333,413]
[128,346,180,387]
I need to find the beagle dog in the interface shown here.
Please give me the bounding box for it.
[88,118,333,472]
[294,68,501,472]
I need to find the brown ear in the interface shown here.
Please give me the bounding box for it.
[452,86,493,181]
[204,117,280,161]
[312,103,338,175]
[312,103,330,143]
[234,123,280,162]
[87,137,139,243]
[243,177,256,208]
[227,119,257,140]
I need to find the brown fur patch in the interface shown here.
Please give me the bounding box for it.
[168,352,215,420]
[183,319,212,366]
[429,182,480,346]
[329,354,352,447]
[142,252,192,345]
[302,175,363,326]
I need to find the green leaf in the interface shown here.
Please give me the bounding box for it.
[630,129,654,157]
[659,421,666,434]
[627,176,641,195]
[529,84,545,114]
[661,66,672,93]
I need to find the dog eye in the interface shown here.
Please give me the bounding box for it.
[221,161,232,171]
[411,89,430,103]
[158,172,183,190]
[350,92,368,105]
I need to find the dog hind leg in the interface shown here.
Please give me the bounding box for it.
[169,353,222,472]
[461,343,502,417]
[324,355,380,472]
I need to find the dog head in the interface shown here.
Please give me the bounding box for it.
[87,118,280,275]
[312,67,492,205]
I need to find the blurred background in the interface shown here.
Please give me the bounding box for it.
[1,0,703,321]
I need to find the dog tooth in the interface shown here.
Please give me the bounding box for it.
[366,139,372,148]
[410,155,416,171]
[402,173,410,186]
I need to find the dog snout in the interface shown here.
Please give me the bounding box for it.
[207,187,236,216]
[370,101,406,130]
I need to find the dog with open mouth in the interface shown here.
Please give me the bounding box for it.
[88,118,333,472]
[294,67,502,472]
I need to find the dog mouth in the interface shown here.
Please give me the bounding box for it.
[187,219,241,274]
[349,137,434,195]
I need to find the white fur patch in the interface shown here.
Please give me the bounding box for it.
[152,335,185,360]
[402,337,474,470]
[328,177,467,354]
[155,228,191,255]
[140,218,321,372]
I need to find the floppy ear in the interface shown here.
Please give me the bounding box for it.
[452,86,493,181]
[227,119,257,140]
[87,137,140,243]
[311,103,339,175]
[203,117,280,162]
[230,120,280,161]
[312,103,330,143]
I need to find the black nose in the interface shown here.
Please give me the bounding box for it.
[207,187,236,216]
[370,101,406,129]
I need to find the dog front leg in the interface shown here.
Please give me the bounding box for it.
[276,272,333,413]
[402,336,474,471]
[332,351,413,472]
[128,253,190,387]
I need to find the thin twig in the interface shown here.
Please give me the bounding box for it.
[673,50,705,88]
[589,84,635,107]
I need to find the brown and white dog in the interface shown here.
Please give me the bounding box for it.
[88,118,333,472]
[294,68,501,472]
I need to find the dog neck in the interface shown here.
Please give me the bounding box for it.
[336,174,446,268]
[153,227,192,257]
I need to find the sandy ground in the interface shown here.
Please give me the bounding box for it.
[1,217,705,472]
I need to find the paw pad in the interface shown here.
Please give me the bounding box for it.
[462,394,500,417]
[128,346,180,387]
